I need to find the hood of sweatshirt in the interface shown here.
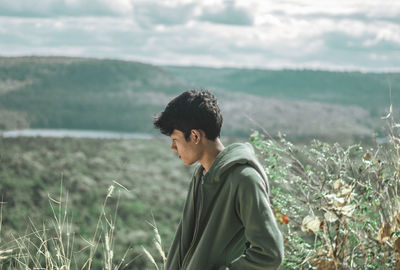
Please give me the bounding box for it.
[195,142,269,192]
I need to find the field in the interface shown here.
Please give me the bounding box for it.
[0,136,191,268]
[0,135,243,269]
[1,129,400,269]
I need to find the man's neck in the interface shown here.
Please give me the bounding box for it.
[199,138,225,172]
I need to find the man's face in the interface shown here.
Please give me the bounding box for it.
[170,129,201,165]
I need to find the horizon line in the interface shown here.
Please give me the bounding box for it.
[1,54,399,74]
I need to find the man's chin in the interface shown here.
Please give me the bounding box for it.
[181,159,196,166]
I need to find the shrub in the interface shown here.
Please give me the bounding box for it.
[250,125,400,269]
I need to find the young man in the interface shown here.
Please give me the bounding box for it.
[153,90,284,270]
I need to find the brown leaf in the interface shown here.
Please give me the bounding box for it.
[301,215,320,233]
[324,210,338,223]
[284,237,289,246]
[314,259,336,270]
[395,253,400,270]
[320,220,326,232]
[281,214,289,225]
[332,179,343,190]
[340,204,356,217]
[394,238,400,253]
[363,152,372,161]
[325,194,346,207]
[337,185,352,197]
[377,223,392,243]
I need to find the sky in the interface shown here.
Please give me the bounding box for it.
[0,0,399,71]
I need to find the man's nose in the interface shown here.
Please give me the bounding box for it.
[171,142,177,152]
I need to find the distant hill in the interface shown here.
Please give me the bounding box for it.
[164,66,400,142]
[0,56,189,133]
[164,66,400,117]
[0,56,398,143]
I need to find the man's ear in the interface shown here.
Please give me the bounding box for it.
[191,129,202,144]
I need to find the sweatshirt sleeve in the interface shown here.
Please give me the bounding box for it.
[229,167,284,270]
[165,219,182,270]
[165,170,200,270]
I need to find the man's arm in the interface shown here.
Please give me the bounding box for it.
[229,167,284,270]
[165,219,182,270]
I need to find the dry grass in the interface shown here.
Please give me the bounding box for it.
[0,181,141,270]
[250,104,400,269]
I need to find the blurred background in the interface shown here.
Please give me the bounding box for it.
[0,0,399,269]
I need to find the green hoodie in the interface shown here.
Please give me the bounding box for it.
[165,143,284,270]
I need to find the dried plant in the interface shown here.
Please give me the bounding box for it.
[250,105,400,269]
[142,216,166,269]
[0,182,134,269]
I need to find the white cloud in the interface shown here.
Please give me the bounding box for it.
[198,1,253,25]
[242,0,400,19]
[0,0,134,17]
[133,2,195,27]
[0,0,399,71]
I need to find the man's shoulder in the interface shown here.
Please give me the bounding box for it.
[224,164,263,185]
[225,164,270,199]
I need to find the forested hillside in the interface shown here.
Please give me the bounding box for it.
[0,57,188,133]
[164,66,400,117]
[1,56,399,142]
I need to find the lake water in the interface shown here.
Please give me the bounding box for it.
[1,129,153,139]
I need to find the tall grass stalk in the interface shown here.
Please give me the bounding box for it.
[0,182,134,269]
[142,216,166,269]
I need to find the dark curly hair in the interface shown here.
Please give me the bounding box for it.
[153,90,223,141]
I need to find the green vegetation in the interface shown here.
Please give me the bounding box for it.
[166,66,400,141]
[250,117,400,269]
[165,66,400,117]
[0,56,189,133]
[1,128,399,269]
[0,136,194,269]
[1,56,400,268]
[1,56,399,141]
